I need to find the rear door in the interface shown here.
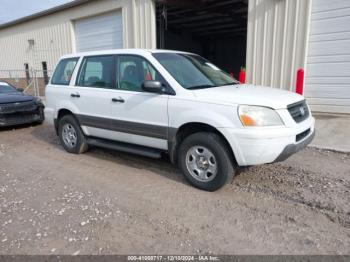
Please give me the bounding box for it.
[71,55,115,137]
[46,57,80,125]
[107,54,169,150]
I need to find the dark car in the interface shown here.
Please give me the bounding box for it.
[0,81,44,127]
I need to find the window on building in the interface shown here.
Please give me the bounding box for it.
[42,61,49,84]
[51,58,79,85]
[117,55,164,92]
[77,56,114,88]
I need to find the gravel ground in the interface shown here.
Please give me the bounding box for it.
[0,123,349,255]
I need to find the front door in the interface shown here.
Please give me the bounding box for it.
[108,55,169,150]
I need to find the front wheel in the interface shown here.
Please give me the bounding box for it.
[178,132,235,191]
[58,115,88,154]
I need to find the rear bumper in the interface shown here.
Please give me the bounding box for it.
[44,108,55,125]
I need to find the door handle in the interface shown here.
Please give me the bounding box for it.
[112,97,125,103]
[71,93,80,98]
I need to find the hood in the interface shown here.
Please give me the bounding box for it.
[0,92,35,104]
[192,84,304,109]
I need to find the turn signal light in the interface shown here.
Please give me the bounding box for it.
[239,115,256,126]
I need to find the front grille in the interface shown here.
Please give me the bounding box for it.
[287,100,309,123]
[296,128,311,142]
[0,100,37,114]
[0,112,40,126]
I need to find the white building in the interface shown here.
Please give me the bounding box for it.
[0,0,349,113]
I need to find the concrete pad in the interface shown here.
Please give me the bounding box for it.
[310,113,350,153]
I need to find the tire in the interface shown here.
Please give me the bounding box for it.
[58,114,88,154]
[178,132,235,191]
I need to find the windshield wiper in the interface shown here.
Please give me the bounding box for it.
[217,82,239,87]
[186,84,216,90]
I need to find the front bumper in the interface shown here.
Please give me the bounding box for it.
[274,129,315,162]
[0,106,44,127]
[218,116,315,166]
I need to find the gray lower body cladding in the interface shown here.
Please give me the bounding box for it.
[76,114,178,162]
[274,130,315,162]
[76,114,169,140]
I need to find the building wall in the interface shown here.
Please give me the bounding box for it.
[304,0,350,114]
[246,0,312,91]
[0,0,156,73]
[0,21,72,74]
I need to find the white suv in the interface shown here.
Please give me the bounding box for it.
[45,49,315,191]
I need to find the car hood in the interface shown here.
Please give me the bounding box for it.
[0,93,34,104]
[192,84,304,109]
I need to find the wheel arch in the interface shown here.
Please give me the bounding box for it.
[168,122,237,166]
[55,108,78,135]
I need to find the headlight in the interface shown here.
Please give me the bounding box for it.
[35,97,42,104]
[238,105,284,127]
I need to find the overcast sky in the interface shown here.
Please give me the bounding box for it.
[0,0,73,24]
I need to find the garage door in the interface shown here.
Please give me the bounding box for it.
[305,0,350,113]
[74,11,123,52]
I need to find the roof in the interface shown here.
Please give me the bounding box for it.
[60,48,193,59]
[0,0,90,30]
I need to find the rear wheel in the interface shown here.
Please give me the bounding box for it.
[178,132,235,191]
[58,115,88,154]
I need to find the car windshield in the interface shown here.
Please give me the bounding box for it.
[0,82,18,93]
[153,53,239,89]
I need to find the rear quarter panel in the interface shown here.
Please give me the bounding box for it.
[45,85,81,121]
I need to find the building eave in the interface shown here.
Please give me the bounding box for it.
[0,0,91,30]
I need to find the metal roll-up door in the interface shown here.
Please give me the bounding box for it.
[74,11,123,52]
[305,0,350,113]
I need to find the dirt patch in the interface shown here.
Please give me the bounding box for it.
[0,123,349,255]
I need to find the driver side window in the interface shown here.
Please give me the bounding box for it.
[117,55,163,92]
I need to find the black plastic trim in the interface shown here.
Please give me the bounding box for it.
[296,128,310,142]
[274,130,315,162]
[167,127,178,164]
[77,114,168,140]
[87,137,162,159]
[287,100,310,123]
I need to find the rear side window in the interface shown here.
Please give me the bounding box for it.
[51,58,79,85]
[77,56,114,88]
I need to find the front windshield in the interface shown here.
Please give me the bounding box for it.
[0,82,18,94]
[153,53,239,89]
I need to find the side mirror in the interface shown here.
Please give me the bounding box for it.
[142,80,163,94]
[17,88,24,92]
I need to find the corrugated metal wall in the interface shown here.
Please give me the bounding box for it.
[123,0,156,49]
[74,11,124,52]
[0,22,72,76]
[0,0,156,74]
[246,0,312,92]
[304,0,350,114]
